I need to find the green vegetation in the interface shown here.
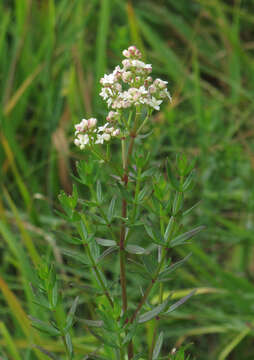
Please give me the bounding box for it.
[0,0,254,359]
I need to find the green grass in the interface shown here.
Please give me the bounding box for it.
[1,0,254,359]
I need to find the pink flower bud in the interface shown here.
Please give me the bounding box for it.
[128,45,137,54]
[87,118,97,129]
[122,49,130,58]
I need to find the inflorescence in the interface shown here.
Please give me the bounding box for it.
[74,46,171,150]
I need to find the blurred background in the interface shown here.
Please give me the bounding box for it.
[1,0,254,359]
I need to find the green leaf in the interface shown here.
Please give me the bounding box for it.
[137,185,152,203]
[152,331,164,360]
[66,296,79,331]
[140,167,157,179]
[164,216,175,243]
[182,201,201,217]
[126,244,146,255]
[98,246,118,262]
[142,251,158,274]
[79,220,89,241]
[61,248,90,265]
[158,254,192,281]
[90,240,100,261]
[144,224,164,245]
[81,319,104,327]
[65,333,73,358]
[182,170,195,192]
[29,317,60,336]
[172,192,183,216]
[96,180,103,204]
[96,238,117,247]
[138,296,171,323]
[165,290,195,314]
[128,258,151,279]
[123,321,138,345]
[108,197,116,222]
[49,281,58,309]
[170,226,205,247]
[58,232,83,245]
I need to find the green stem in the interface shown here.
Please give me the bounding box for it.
[131,167,142,223]
[87,242,114,307]
[79,217,114,308]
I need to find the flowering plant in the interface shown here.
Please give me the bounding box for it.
[31,46,203,360]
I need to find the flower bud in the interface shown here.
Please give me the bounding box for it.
[87,118,97,129]
[103,133,111,141]
[122,49,130,58]
[112,129,120,136]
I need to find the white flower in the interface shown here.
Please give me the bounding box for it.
[98,123,109,133]
[148,97,163,111]
[74,133,90,149]
[100,73,115,85]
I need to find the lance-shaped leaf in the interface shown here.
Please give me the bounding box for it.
[182,169,195,192]
[65,296,79,331]
[128,258,151,279]
[61,248,90,265]
[142,251,158,274]
[137,185,152,204]
[97,246,118,262]
[182,200,201,217]
[144,224,165,245]
[29,317,60,336]
[170,226,205,247]
[138,296,171,323]
[164,216,175,243]
[158,253,192,281]
[126,244,146,255]
[58,232,83,245]
[122,321,138,345]
[108,197,117,222]
[152,331,164,360]
[96,181,103,204]
[165,290,196,314]
[172,191,183,216]
[65,333,73,358]
[96,238,117,247]
[81,319,104,327]
[79,219,89,241]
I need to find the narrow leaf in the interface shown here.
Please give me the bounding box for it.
[126,244,146,255]
[66,296,79,330]
[152,331,164,360]
[96,238,117,247]
[170,226,205,247]
[165,290,196,314]
[138,296,171,323]
[158,253,192,280]
[29,317,60,336]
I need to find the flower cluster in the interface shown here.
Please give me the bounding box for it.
[74,118,120,150]
[74,46,171,150]
[99,45,171,111]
